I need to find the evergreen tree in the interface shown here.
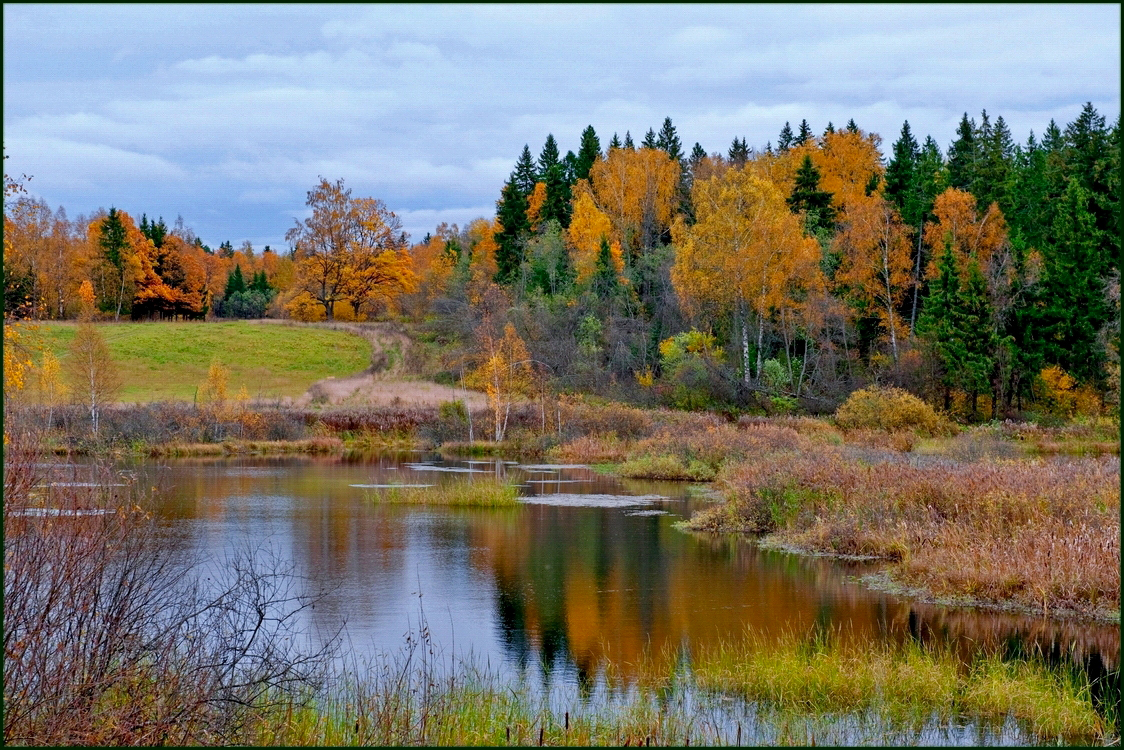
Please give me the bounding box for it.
[846,119,859,134]
[99,207,128,271]
[562,150,578,184]
[1039,178,1109,384]
[957,258,997,417]
[494,176,530,285]
[537,135,560,181]
[513,145,538,196]
[218,241,234,258]
[608,132,622,151]
[224,265,247,298]
[787,154,835,234]
[975,111,1015,213]
[727,137,748,167]
[641,128,658,149]
[796,119,813,145]
[656,117,683,164]
[623,131,635,150]
[947,113,979,193]
[777,122,794,152]
[575,125,601,181]
[591,235,620,303]
[884,121,920,221]
[691,142,707,164]
[823,122,835,136]
[916,239,965,411]
[541,162,573,229]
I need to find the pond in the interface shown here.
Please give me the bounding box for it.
[47,452,1120,737]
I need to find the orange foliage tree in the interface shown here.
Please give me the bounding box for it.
[672,169,823,383]
[566,190,623,284]
[584,147,680,260]
[833,194,914,360]
[923,187,1009,277]
[285,178,417,320]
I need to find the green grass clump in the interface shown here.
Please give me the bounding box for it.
[689,628,1109,743]
[618,454,718,481]
[374,478,520,507]
[34,321,371,402]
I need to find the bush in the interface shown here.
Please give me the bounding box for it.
[834,386,949,435]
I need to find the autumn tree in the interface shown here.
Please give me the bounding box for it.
[285,178,416,320]
[584,146,680,261]
[65,323,121,435]
[91,208,139,320]
[672,168,822,383]
[833,194,913,361]
[468,321,535,441]
[566,188,622,285]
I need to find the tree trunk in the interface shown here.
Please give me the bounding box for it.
[909,222,924,334]
[740,300,751,385]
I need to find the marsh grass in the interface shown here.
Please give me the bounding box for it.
[685,627,1109,743]
[371,477,520,507]
[685,447,1120,617]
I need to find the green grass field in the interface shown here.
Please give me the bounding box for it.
[31,321,372,402]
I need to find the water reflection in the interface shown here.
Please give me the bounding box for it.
[71,453,1117,697]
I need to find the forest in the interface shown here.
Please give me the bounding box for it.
[3,103,1119,422]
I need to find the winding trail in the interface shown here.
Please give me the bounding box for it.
[289,322,487,409]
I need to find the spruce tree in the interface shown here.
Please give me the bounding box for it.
[884,121,920,221]
[796,119,813,145]
[641,128,658,149]
[846,119,859,134]
[916,239,966,411]
[224,265,247,298]
[823,122,835,136]
[513,145,538,196]
[541,162,573,229]
[656,117,683,164]
[99,208,128,272]
[494,177,530,284]
[727,137,748,167]
[591,235,620,303]
[947,113,979,193]
[690,142,707,164]
[575,125,601,181]
[957,258,997,417]
[623,131,635,150]
[787,154,835,234]
[537,135,560,181]
[777,122,794,152]
[608,132,622,151]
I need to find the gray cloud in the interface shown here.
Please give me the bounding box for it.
[4,4,1119,249]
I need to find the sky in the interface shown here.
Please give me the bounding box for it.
[4,4,1120,250]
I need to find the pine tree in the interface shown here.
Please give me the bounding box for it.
[641,128,658,150]
[513,145,538,196]
[777,122,794,152]
[796,119,813,145]
[537,135,560,181]
[575,125,601,182]
[494,177,530,284]
[787,154,835,234]
[656,117,683,164]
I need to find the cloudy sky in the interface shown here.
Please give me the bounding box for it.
[4,4,1119,250]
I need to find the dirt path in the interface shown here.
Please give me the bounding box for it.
[287,322,488,410]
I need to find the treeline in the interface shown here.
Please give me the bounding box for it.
[4,104,1118,420]
[406,105,1119,420]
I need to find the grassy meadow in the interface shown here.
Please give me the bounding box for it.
[30,321,372,402]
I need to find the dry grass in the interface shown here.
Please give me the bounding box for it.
[685,449,1119,617]
[369,477,520,507]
